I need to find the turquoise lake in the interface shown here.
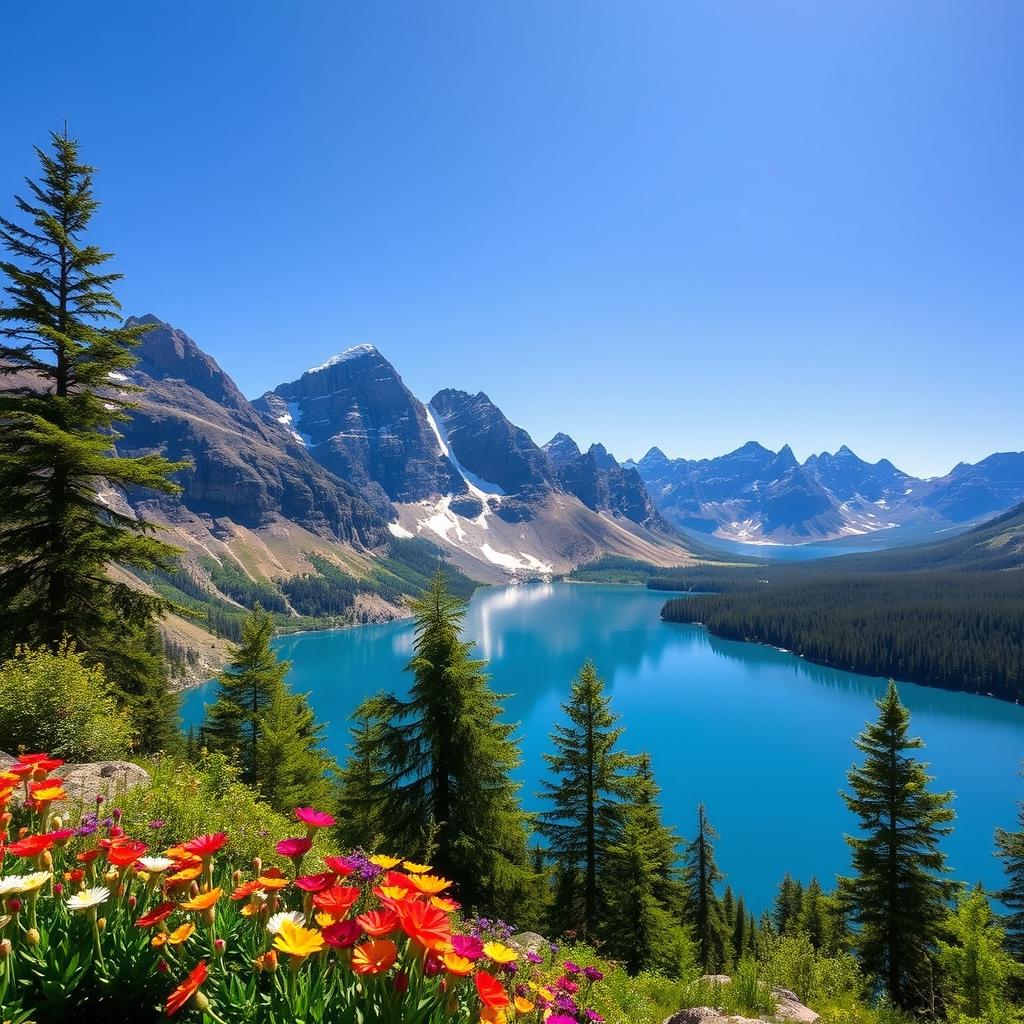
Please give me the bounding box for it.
[182,582,1024,911]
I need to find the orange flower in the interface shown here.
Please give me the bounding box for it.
[475,971,510,1009]
[514,996,535,1014]
[230,880,264,901]
[443,951,474,977]
[356,908,399,937]
[312,884,361,919]
[180,887,221,911]
[108,842,148,868]
[165,866,202,886]
[397,898,451,952]
[256,874,289,891]
[351,939,398,975]
[7,834,53,857]
[410,873,452,896]
[431,896,461,913]
[165,960,207,1016]
[167,923,195,945]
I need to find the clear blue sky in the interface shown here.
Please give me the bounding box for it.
[3,2,1021,477]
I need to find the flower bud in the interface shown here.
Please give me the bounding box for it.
[232,869,242,886]
[393,971,409,993]
[50,816,63,829]
[193,991,211,1012]
[103,869,117,884]
[53,882,64,896]
[8,898,21,913]
[252,857,262,875]
[203,907,216,926]
[264,949,278,973]
[128,894,137,910]
[25,928,40,947]
[112,808,123,821]
[214,937,226,956]
[0,939,11,959]
[157,958,169,974]
[189,881,200,897]
[97,917,107,932]
[42,850,53,869]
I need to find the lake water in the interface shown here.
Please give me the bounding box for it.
[182,582,1024,911]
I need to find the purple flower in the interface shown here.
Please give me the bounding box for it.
[547,1015,578,1024]
[585,1012,605,1022]
[527,951,544,964]
[148,819,166,830]
[564,961,581,974]
[111,808,123,821]
[555,994,580,1014]
[451,935,484,961]
[583,966,604,982]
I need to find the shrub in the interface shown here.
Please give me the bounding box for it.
[0,642,134,761]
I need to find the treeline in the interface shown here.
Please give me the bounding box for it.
[662,571,1024,702]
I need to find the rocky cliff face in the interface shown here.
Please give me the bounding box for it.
[117,316,389,547]
[264,346,463,504]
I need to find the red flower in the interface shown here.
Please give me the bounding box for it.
[385,870,418,891]
[355,908,399,937]
[107,841,148,868]
[396,898,452,952]
[165,960,207,1016]
[294,807,336,829]
[322,918,362,948]
[276,836,312,859]
[475,971,511,1009]
[136,902,177,928]
[230,880,264,901]
[294,872,336,893]
[181,833,228,858]
[323,855,356,877]
[15,753,52,764]
[8,834,53,857]
[313,884,361,918]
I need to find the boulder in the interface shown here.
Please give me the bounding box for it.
[62,761,151,806]
[771,988,819,1024]
[510,931,549,955]
[663,1010,762,1024]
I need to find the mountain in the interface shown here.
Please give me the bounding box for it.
[544,435,663,528]
[635,441,1024,546]
[258,346,464,505]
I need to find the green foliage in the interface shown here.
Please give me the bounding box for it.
[937,887,1024,1023]
[0,642,134,761]
[839,681,956,1011]
[0,131,186,721]
[682,802,731,974]
[996,780,1024,960]
[539,659,641,940]
[202,555,288,613]
[117,749,338,868]
[343,571,540,922]
[334,715,388,850]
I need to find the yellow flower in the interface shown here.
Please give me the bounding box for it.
[514,996,535,1014]
[368,854,401,869]
[180,887,222,911]
[483,941,518,964]
[31,786,65,803]
[167,922,195,945]
[401,860,432,874]
[376,885,409,901]
[315,911,335,928]
[411,873,452,895]
[272,917,325,959]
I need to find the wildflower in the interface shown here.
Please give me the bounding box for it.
[167,923,195,945]
[585,1012,605,1022]
[15,871,51,894]
[231,879,264,900]
[294,807,336,830]
[66,887,110,912]
[351,938,398,975]
[181,833,228,858]
[526,951,543,964]
[64,868,85,885]
[254,949,278,972]
[545,1017,578,1024]
[442,951,474,977]
[267,910,306,934]
[256,873,289,891]
[275,836,312,860]
[45,828,75,845]
[294,872,336,893]
[180,887,222,911]
[431,895,461,913]
[312,884,360,918]
[137,856,175,874]
[563,961,580,974]
[402,860,432,874]
[165,960,208,1017]
[273,916,325,960]
[322,918,362,948]
[107,842,148,868]
[514,996,536,1014]
[397,899,452,952]
[475,971,511,1009]
[451,934,485,960]
[410,873,452,895]
[136,902,177,927]
[583,966,604,982]
[375,884,410,902]
[7,834,53,857]
[356,907,399,937]
[76,848,102,863]
[367,853,401,869]
[483,941,518,965]
[148,819,167,830]
[394,970,410,993]
[323,855,357,876]
[31,785,66,803]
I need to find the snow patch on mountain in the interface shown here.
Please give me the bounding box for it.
[424,405,505,499]
[387,521,414,539]
[304,344,378,375]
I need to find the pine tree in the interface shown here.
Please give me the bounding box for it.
[937,887,1023,1020]
[255,684,335,812]
[335,715,388,850]
[774,873,806,935]
[0,130,185,736]
[839,681,955,1011]
[732,894,753,960]
[538,659,640,939]
[682,802,730,973]
[347,572,538,920]
[995,782,1024,959]
[798,878,827,950]
[204,605,287,783]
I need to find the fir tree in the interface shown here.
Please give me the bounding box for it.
[798,878,828,951]
[203,605,284,784]
[682,802,730,973]
[732,894,753,960]
[0,130,185,737]
[773,872,805,935]
[995,780,1024,959]
[334,715,388,850]
[538,659,640,939]
[839,681,955,1011]
[346,572,538,921]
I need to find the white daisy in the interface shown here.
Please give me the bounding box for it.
[0,876,28,895]
[15,871,50,894]
[136,856,175,874]
[66,886,110,912]
[266,910,306,935]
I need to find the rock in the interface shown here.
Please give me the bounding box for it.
[510,931,548,955]
[700,975,733,987]
[61,761,151,807]
[663,1010,761,1024]
[771,988,819,1024]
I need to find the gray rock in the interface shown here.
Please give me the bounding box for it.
[772,988,820,1024]
[663,1010,762,1024]
[510,931,548,954]
[61,760,151,807]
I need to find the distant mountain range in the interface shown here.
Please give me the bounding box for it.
[630,441,1024,546]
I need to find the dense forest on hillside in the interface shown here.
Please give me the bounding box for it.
[656,506,1024,702]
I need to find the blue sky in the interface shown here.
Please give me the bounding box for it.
[3,2,1021,477]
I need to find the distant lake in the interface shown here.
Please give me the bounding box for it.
[182,582,1023,911]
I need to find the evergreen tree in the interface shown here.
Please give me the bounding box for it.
[334,715,388,850]
[347,572,538,921]
[995,781,1024,959]
[731,894,753,960]
[839,681,956,1011]
[774,872,805,935]
[538,658,640,939]
[204,605,284,783]
[255,683,335,812]
[681,802,730,973]
[937,887,1023,1021]
[0,130,185,736]
[798,878,828,951]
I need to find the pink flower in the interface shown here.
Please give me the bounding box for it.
[451,934,485,960]
[294,872,336,893]
[295,807,336,829]
[322,919,362,948]
[276,837,312,859]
